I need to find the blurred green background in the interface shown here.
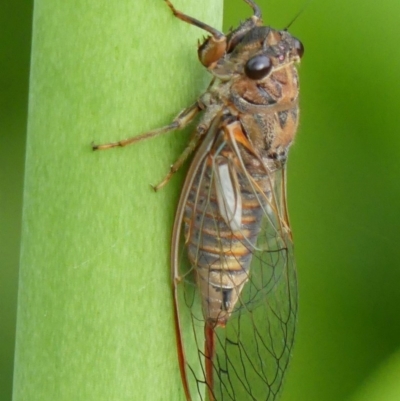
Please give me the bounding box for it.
[2,0,400,400]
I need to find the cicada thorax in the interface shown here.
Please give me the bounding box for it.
[202,26,302,169]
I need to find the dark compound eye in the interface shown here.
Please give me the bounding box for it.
[293,38,304,58]
[244,55,272,80]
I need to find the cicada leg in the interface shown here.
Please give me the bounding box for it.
[164,0,224,39]
[92,101,201,151]
[164,0,227,68]
[152,131,203,191]
[164,0,263,68]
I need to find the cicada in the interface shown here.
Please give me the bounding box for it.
[93,0,303,400]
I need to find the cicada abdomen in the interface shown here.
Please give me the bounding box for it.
[93,1,302,400]
[174,117,298,401]
[185,141,277,327]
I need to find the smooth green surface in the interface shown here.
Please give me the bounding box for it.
[12,1,221,401]
[350,350,400,401]
[0,1,32,400]
[3,0,400,401]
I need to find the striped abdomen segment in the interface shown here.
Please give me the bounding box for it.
[184,165,270,326]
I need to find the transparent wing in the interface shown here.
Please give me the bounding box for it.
[172,128,297,401]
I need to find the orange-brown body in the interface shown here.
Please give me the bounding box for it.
[182,17,301,330]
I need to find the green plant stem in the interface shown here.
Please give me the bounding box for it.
[13,1,222,400]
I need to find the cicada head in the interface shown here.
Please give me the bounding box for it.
[210,24,304,83]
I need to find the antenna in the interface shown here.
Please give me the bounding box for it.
[284,0,313,30]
